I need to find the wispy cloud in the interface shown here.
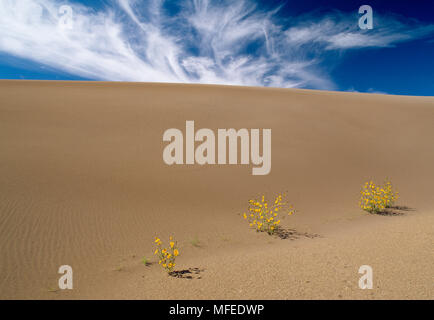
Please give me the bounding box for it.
[285,11,434,50]
[0,0,433,89]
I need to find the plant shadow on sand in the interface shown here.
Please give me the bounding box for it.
[376,205,416,216]
[169,268,204,280]
[274,227,320,240]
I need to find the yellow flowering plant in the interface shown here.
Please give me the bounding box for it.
[383,180,398,208]
[154,236,179,273]
[359,180,398,214]
[243,193,296,235]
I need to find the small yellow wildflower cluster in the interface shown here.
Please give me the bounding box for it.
[154,236,179,273]
[243,194,295,235]
[383,181,398,208]
[359,180,398,214]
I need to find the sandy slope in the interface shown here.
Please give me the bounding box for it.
[0,80,433,299]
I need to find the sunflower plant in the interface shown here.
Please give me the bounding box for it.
[154,236,179,273]
[243,193,295,235]
[359,180,398,214]
[383,180,398,208]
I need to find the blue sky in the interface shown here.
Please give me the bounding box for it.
[0,0,433,96]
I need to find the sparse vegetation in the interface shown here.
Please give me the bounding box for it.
[190,236,201,247]
[154,236,179,273]
[114,266,123,272]
[243,193,296,235]
[142,256,150,266]
[359,180,399,214]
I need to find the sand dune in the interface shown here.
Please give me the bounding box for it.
[0,80,433,299]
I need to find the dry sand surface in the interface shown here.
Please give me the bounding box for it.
[0,80,433,299]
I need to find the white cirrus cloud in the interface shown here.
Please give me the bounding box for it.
[0,0,433,89]
[285,11,434,50]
